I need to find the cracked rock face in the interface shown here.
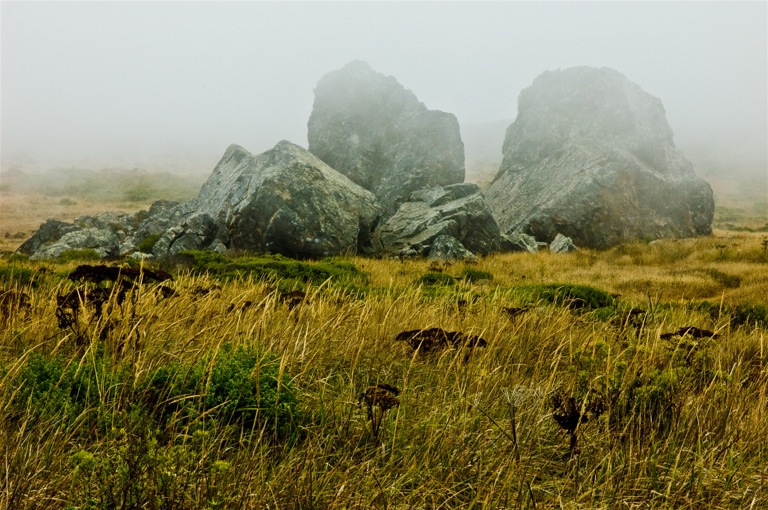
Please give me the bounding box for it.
[308,60,465,217]
[18,141,382,260]
[371,183,501,258]
[486,66,715,249]
[188,140,382,258]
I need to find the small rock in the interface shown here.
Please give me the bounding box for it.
[549,234,576,253]
[427,235,477,261]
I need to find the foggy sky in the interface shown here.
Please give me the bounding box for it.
[1,1,766,176]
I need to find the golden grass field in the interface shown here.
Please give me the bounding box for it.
[0,170,766,509]
[1,233,767,508]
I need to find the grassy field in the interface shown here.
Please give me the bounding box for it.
[0,168,207,253]
[1,231,767,509]
[1,167,766,508]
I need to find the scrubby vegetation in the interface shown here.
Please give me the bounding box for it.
[1,232,766,509]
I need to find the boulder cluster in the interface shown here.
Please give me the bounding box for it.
[18,62,714,261]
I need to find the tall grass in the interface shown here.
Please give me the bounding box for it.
[1,233,766,508]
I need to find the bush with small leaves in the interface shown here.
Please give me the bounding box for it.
[516,283,615,311]
[459,268,493,282]
[57,248,102,262]
[136,233,162,253]
[417,272,456,286]
[145,345,299,439]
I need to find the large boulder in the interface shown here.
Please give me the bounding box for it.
[183,140,382,258]
[486,67,715,249]
[371,183,501,258]
[17,141,382,260]
[308,60,465,217]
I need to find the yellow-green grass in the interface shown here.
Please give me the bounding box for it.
[1,234,766,509]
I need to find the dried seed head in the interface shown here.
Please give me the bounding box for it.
[360,385,401,415]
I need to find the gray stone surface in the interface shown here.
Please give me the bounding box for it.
[486,66,715,249]
[152,212,222,256]
[371,183,500,258]
[31,227,120,260]
[549,233,576,253]
[122,201,195,254]
[308,60,465,216]
[17,219,79,255]
[18,141,382,260]
[500,233,539,253]
[189,140,382,258]
[427,235,477,261]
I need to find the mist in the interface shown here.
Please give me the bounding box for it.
[1,1,766,179]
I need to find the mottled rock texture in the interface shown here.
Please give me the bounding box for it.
[371,183,500,258]
[308,60,465,217]
[19,141,381,260]
[188,141,381,258]
[549,234,577,254]
[427,235,477,261]
[486,66,714,249]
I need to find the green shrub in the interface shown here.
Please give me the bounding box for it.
[0,263,39,287]
[169,251,367,287]
[59,198,78,206]
[516,283,615,311]
[730,303,768,328]
[146,345,299,437]
[417,272,456,286]
[7,253,30,263]
[459,268,493,282]
[9,353,132,432]
[136,233,162,253]
[11,345,300,441]
[699,301,768,329]
[57,248,101,262]
[620,367,685,436]
[591,306,620,322]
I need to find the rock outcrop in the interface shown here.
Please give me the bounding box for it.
[183,141,381,258]
[19,141,382,260]
[371,183,501,258]
[18,212,148,260]
[486,66,714,249]
[308,60,465,216]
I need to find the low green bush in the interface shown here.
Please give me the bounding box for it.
[416,272,456,286]
[516,283,615,311]
[146,345,299,438]
[698,301,768,329]
[730,303,768,329]
[57,248,101,262]
[10,345,300,442]
[169,250,367,287]
[459,268,493,282]
[136,233,162,253]
[0,263,39,287]
[9,353,132,433]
